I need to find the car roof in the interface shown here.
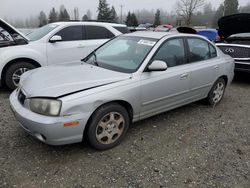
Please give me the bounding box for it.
[53,21,127,27]
[123,31,173,39]
[122,31,211,42]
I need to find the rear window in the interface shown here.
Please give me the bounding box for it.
[113,26,130,34]
[85,26,114,40]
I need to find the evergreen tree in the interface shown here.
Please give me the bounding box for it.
[224,0,239,16]
[126,12,138,27]
[82,14,89,21]
[97,0,111,20]
[110,6,118,22]
[59,5,70,21]
[154,9,161,26]
[125,12,132,26]
[48,7,58,23]
[38,11,47,27]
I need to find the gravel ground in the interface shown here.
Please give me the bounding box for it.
[0,73,250,188]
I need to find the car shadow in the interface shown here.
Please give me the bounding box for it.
[233,72,250,84]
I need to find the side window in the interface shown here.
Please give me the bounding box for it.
[152,38,186,67]
[85,26,114,40]
[187,38,210,62]
[55,26,83,41]
[209,44,217,58]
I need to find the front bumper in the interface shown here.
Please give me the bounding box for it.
[235,61,250,73]
[9,90,90,145]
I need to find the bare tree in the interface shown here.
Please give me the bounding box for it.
[176,0,206,26]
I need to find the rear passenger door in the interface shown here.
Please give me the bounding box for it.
[47,25,85,65]
[82,25,115,58]
[186,37,219,98]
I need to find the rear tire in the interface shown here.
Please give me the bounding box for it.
[5,62,36,90]
[206,78,226,106]
[86,103,130,150]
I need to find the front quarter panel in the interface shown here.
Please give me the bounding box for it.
[59,76,141,122]
[0,43,47,76]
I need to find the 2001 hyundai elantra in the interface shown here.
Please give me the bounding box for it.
[10,32,234,150]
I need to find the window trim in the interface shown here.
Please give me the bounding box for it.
[184,37,217,64]
[145,36,188,72]
[84,25,115,40]
[52,25,84,42]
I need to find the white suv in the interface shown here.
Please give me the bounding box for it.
[0,19,129,89]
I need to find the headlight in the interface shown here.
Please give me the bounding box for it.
[29,98,62,116]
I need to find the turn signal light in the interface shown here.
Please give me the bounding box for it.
[64,121,80,127]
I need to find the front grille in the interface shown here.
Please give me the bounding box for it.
[218,45,250,58]
[18,90,26,105]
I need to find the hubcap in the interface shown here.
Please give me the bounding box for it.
[212,82,224,104]
[96,112,125,145]
[12,68,29,86]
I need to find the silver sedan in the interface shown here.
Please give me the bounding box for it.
[10,32,234,150]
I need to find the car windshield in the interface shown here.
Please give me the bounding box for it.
[84,36,157,73]
[27,24,59,41]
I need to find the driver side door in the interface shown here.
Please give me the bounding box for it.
[46,25,85,65]
[140,38,192,119]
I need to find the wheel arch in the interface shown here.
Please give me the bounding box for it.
[219,75,228,86]
[83,100,134,140]
[1,58,41,85]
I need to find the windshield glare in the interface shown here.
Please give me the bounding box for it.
[27,24,59,41]
[85,36,157,73]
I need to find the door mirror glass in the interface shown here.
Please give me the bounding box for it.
[49,35,62,43]
[147,60,168,71]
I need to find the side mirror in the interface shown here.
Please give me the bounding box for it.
[49,35,62,43]
[147,60,168,71]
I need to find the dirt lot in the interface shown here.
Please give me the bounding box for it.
[0,73,250,188]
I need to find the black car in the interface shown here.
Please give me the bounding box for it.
[216,14,250,72]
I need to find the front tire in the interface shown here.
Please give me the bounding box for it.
[5,62,36,90]
[206,78,226,105]
[87,103,130,150]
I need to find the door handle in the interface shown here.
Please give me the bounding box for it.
[180,73,188,80]
[214,65,219,70]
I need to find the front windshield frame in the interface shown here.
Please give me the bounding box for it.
[27,23,59,41]
[84,36,158,73]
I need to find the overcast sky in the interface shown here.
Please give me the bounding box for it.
[1,0,249,20]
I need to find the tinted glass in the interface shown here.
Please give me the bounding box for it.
[209,44,217,58]
[55,26,83,41]
[152,38,186,67]
[113,26,130,34]
[28,24,59,41]
[85,36,157,73]
[187,38,210,62]
[85,26,114,39]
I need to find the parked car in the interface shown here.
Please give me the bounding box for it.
[0,19,128,89]
[154,24,173,32]
[196,29,220,42]
[10,32,234,150]
[216,13,250,72]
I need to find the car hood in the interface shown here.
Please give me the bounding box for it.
[20,62,131,98]
[218,13,250,38]
[0,18,29,42]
